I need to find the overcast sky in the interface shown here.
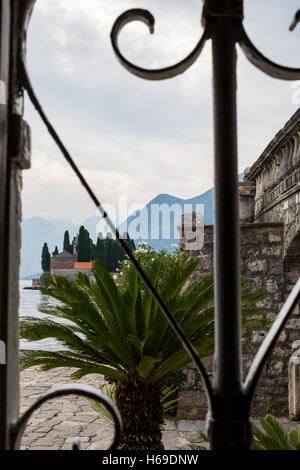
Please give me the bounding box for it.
[22,0,300,224]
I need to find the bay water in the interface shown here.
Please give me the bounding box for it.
[19,280,65,351]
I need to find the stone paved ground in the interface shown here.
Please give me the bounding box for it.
[20,367,300,450]
[20,367,191,450]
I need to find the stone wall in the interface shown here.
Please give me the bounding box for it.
[51,268,94,280]
[245,109,300,268]
[177,109,300,420]
[178,222,300,419]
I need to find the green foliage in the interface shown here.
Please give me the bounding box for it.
[41,242,51,273]
[163,369,187,415]
[63,231,72,254]
[77,226,90,262]
[75,226,135,269]
[95,233,135,272]
[22,246,269,450]
[181,440,208,450]
[117,243,181,288]
[52,246,59,256]
[20,248,266,384]
[94,236,106,263]
[251,415,300,450]
[45,225,135,272]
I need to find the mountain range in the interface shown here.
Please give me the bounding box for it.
[20,174,243,279]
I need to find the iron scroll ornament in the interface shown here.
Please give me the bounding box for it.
[110,8,300,81]
[10,384,122,450]
[110,9,210,81]
[110,4,300,375]
[14,0,300,450]
[110,3,300,449]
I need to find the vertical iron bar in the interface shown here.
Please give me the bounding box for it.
[209,15,250,449]
[0,0,13,450]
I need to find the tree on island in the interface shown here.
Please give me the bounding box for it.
[63,231,72,254]
[41,243,51,273]
[88,236,95,261]
[77,226,89,261]
[52,246,59,256]
[95,233,136,272]
[94,236,105,262]
[62,225,137,270]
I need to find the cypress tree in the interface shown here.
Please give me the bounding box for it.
[63,231,72,254]
[78,226,87,261]
[128,237,136,252]
[88,236,95,261]
[105,236,113,270]
[52,246,59,256]
[78,226,93,262]
[41,243,51,273]
[101,237,109,265]
[95,236,105,262]
[93,233,135,271]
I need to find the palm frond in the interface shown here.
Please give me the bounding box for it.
[288,428,300,450]
[19,349,124,380]
[251,415,297,450]
[259,415,293,450]
[92,259,127,337]
[137,356,160,379]
[20,248,268,395]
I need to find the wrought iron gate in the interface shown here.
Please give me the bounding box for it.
[1,0,300,451]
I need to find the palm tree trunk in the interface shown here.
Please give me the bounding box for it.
[115,374,164,450]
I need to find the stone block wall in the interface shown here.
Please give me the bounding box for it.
[51,268,94,280]
[178,222,300,419]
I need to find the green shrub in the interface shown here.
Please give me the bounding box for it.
[251,414,300,450]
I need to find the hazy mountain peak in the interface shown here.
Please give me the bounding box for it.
[20,175,243,278]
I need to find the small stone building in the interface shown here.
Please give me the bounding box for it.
[51,251,94,280]
[51,250,76,273]
[178,109,300,419]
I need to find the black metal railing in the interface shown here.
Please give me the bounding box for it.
[1,0,300,450]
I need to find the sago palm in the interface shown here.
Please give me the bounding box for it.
[251,415,300,450]
[20,255,266,450]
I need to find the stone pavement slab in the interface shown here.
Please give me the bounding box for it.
[20,367,191,450]
[21,367,300,450]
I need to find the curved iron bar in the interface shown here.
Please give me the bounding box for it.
[238,24,300,80]
[289,9,300,32]
[112,3,300,399]
[111,9,210,81]
[244,278,300,401]
[18,56,214,411]
[10,384,122,450]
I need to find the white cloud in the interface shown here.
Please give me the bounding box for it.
[22,0,300,223]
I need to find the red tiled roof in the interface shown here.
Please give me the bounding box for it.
[74,262,93,270]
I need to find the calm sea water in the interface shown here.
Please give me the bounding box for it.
[19,280,66,351]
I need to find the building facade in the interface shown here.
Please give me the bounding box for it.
[50,250,94,280]
[179,109,300,419]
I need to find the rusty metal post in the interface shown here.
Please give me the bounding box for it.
[0,0,32,449]
[0,0,14,449]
